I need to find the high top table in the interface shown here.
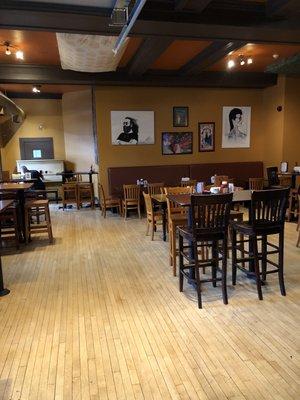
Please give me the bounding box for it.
[0,182,33,240]
[0,200,14,296]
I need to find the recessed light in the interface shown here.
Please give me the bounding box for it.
[16,50,24,60]
[227,60,235,69]
[32,85,41,93]
[247,58,253,64]
[5,47,11,56]
[273,54,279,59]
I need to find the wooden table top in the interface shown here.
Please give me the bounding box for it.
[151,194,167,203]
[0,182,33,191]
[0,200,14,213]
[167,190,252,206]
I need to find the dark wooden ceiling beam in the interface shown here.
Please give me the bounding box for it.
[127,37,173,76]
[0,1,300,43]
[174,0,189,11]
[0,64,277,88]
[266,0,300,16]
[179,41,246,75]
[187,0,213,13]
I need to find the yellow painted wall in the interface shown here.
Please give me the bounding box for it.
[1,98,65,174]
[96,86,264,193]
[282,77,300,168]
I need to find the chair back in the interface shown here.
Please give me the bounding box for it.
[250,189,289,228]
[143,192,153,218]
[190,193,233,236]
[249,177,264,190]
[214,175,228,186]
[266,166,279,186]
[181,179,196,188]
[164,186,192,218]
[147,182,164,195]
[123,184,140,201]
[98,184,106,208]
[278,175,292,187]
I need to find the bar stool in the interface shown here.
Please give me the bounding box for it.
[25,199,53,243]
[0,205,20,249]
[62,183,79,210]
[178,193,233,309]
[231,188,289,300]
[78,183,95,209]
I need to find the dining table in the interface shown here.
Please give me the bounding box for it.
[0,182,33,240]
[0,199,14,296]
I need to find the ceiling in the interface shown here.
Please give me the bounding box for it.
[0,0,300,93]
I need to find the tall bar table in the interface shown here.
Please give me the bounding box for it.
[0,200,14,296]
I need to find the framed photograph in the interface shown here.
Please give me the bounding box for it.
[162,132,193,155]
[173,106,189,127]
[222,106,251,148]
[198,122,215,152]
[111,111,155,145]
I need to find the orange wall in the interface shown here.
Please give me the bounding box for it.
[96,86,264,192]
[282,77,300,168]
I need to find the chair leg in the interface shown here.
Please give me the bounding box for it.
[252,237,263,300]
[138,203,141,219]
[151,221,154,241]
[232,229,237,285]
[45,206,53,244]
[212,240,217,287]
[194,242,202,309]
[146,220,150,236]
[278,230,286,296]
[172,226,177,276]
[222,237,228,305]
[169,224,173,266]
[261,235,267,282]
[25,208,30,244]
[179,234,184,292]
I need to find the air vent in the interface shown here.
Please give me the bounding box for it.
[110,7,128,26]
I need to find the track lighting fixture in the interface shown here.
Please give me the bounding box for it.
[1,41,24,60]
[32,85,41,94]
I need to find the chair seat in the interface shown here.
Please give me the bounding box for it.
[25,199,49,208]
[178,226,226,241]
[231,220,283,236]
[169,214,187,222]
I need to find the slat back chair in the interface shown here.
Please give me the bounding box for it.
[62,183,79,210]
[231,188,289,300]
[214,175,229,187]
[77,182,95,209]
[180,179,196,188]
[266,166,279,186]
[164,186,193,275]
[123,184,141,219]
[147,182,165,195]
[249,177,264,190]
[143,192,162,240]
[178,193,233,308]
[278,175,292,187]
[98,184,122,218]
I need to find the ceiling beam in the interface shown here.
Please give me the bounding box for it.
[127,37,173,75]
[174,0,189,11]
[188,0,213,13]
[266,52,300,74]
[0,2,300,43]
[0,64,277,89]
[266,0,300,17]
[179,41,246,75]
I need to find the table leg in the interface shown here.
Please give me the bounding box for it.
[0,257,10,296]
[17,189,26,241]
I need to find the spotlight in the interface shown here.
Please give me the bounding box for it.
[5,46,11,56]
[247,58,253,65]
[16,50,24,60]
[32,85,41,93]
[227,59,235,69]
[273,54,279,59]
[240,59,246,66]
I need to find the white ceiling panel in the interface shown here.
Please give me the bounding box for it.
[17,0,116,8]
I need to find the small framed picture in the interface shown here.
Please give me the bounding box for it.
[173,106,189,127]
[199,122,215,152]
[162,132,193,155]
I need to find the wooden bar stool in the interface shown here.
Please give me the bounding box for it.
[231,188,289,300]
[25,199,53,243]
[0,205,20,249]
[62,183,79,210]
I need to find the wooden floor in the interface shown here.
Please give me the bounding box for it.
[0,207,300,400]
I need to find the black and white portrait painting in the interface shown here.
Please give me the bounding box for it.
[222,106,251,148]
[111,111,155,145]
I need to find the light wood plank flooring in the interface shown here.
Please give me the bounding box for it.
[0,207,299,400]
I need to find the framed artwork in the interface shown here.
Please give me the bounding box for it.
[111,111,155,145]
[173,106,189,127]
[222,106,251,148]
[198,122,215,152]
[162,132,193,155]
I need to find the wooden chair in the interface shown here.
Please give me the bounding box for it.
[78,183,94,209]
[0,205,20,249]
[231,188,289,300]
[123,184,141,219]
[181,179,196,188]
[164,186,192,276]
[214,175,229,186]
[25,199,53,243]
[98,184,122,218]
[249,177,264,190]
[147,182,165,195]
[287,185,299,222]
[278,175,292,187]
[178,193,233,308]
[143,192,162,240]
[266,166,279,187]
[62,183,79,210]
